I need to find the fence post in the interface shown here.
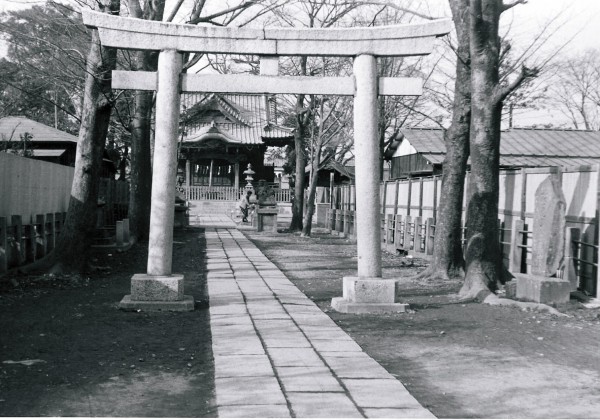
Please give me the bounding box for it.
[425,217,434,255]
[385,214,393,250]
[407,178,412,216]
[509,219,525,273]
[382,181,388,215]
[36,214,46,259]
[393,180,400,215]
[520,168,527,220]
[419,178,424,217]
[433,175,439,222]
[414,216,423,253]
[563,227,580,291]
[12,215,24,266]
[0,217,7,274]
[394,214,403,249]
[24,219,35,263]
[46,213,55,252]
[403,215,412,251]
[343,210,350,236]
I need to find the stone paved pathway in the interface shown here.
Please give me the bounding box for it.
[204,228,435,418]
[191,214,237,229]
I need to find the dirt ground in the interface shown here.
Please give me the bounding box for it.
[246,230,600,419]
[0,227,216,417]
[2,226,600,418]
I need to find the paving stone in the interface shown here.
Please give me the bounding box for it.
[321,354,393,379]
[212,337,265,356]
[210,314,254,326]
[262,334,312,348]
[217,404,291,418]
[275,366,343,392]
[209,303,248,315]
[208,295,245,306]
[215,376,286,406]
[214,354,275,378]
[363,407,435,418]
[342,378,422,409]
[300,326,350,341]
[288,312,338,327]
[309,338,363,353]
[253,319,298,333]
[268,347,325,367]
[286,392,362,418]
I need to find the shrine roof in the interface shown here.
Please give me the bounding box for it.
[180,94,294,147]
[388,127,600,168]
[0,116,78,144]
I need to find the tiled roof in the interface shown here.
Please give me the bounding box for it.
[398,128,600,168]
[0,116,78,144]
[181,94,294,146]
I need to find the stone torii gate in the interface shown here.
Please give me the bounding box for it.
[82,11,450,312]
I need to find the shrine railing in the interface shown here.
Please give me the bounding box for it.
[179,186,292,203]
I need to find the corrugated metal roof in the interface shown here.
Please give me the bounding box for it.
[399,128,600,168]
[181,94,293,146]
[0,116,78,144]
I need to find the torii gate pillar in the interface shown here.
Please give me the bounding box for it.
[120,50,194,311]
[331,55,408,314]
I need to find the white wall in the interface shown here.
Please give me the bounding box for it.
[0,153,74,221]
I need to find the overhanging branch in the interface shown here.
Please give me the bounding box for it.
[494,64,539,104]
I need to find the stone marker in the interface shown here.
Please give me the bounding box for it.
[531,175,567,276]
[513,174,570,304]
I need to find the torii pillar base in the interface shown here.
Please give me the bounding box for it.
[119,273,194,312]
[331,277,409,314]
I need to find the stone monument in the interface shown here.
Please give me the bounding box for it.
[513,174,571,304]
[256,179,278,232]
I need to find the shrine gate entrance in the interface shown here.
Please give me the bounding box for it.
[82,11,450,311]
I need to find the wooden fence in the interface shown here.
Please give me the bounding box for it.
[327,165,600,297]
[0,212,66,275]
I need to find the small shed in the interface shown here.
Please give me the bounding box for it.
[386,128,600,179]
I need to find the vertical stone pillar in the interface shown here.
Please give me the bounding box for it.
[331,55,407,314]
[353,54,382,278]
[147,49,182,276]
[121,49,193,311]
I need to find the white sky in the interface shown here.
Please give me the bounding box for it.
[1,0,599,127]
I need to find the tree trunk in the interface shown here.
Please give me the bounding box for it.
[128,0,165,241]
[302,137,322,237]
[289,118,306,231]
[50,0,119,273]
[418,0,471,281]
[289,57,309,232]
[460,0,503,300]
[128,89,154,241]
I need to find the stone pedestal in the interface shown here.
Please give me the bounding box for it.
[315,203,329,227]
[119,273,194,311]
[257,207,278,232]
[331,277,409,314]
[514,273,571,305]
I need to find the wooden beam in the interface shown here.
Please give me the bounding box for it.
[111,71,423,96]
